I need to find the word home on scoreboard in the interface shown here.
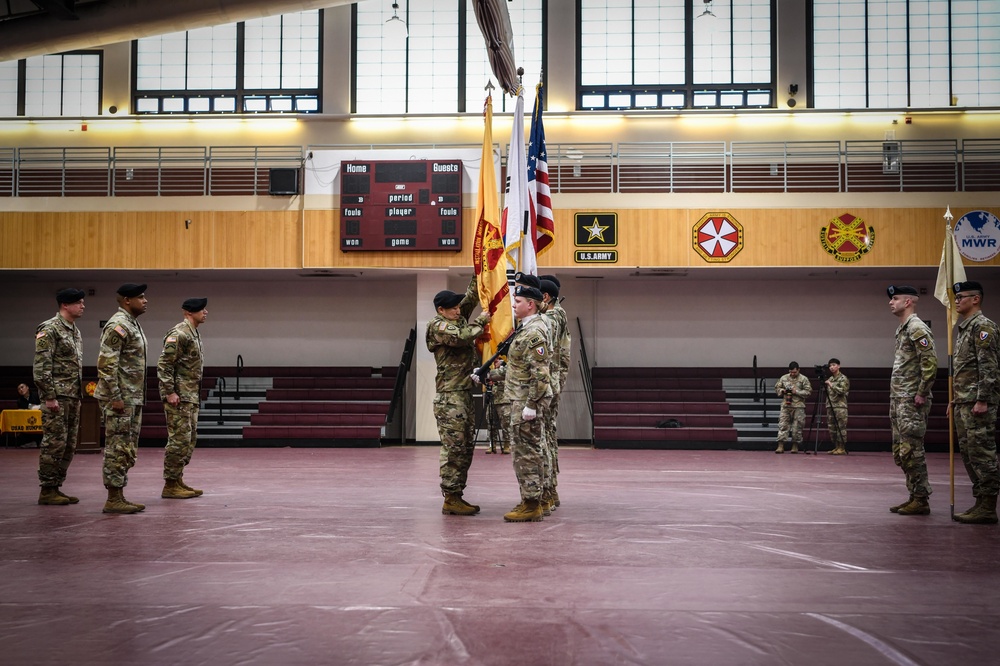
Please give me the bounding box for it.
[340,160,464,251]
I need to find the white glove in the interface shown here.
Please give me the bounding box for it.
[469,372,481,384]
[522,406,537,421]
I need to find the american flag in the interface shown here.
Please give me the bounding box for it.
[527,81,554,256]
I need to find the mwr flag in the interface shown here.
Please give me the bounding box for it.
[934,216,967,327]
[501,88,537,276]
[473,93,514,357]
[528,81,554,257]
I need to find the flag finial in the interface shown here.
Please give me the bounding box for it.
[944,205,953,222]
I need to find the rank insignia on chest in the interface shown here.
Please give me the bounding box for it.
[535,346,546,356]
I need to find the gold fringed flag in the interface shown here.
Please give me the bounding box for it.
[473,92,514,359]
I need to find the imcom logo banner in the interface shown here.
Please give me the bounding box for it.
[954,210,1000,262]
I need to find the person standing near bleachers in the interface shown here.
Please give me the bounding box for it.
[774,362,811,453]
[949,281,999,525]
[427,277,490,516]
[32,288,85,505]
[539,276,569,512]
[825,358,850,455]
[95,283,149,515]
[158,297,208,500]
[887,285,937,516]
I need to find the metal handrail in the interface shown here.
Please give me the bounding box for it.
[385,327,417,444]
[235,354,243,400]
[576,317,593,424]
[216,377,227,425]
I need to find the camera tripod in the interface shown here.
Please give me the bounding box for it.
[804,380,845,455]
[476,381,509,454]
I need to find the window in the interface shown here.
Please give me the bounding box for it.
[133,10,321,114]
[812,0,1000,109]
[0,53,102,117]
[578,0,775,110]
[353,0,545,114]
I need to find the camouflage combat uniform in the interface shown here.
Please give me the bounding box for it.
[33,313,83,489]
[95,307,147,489]
[542,301,570,492]
[500,313,552,502]
[158,319,204,481]
[775,372,812,449]
[953,310,1000,500]
[426,278,489,497]
[825,371,850,451]
[890,313,936,500]
[489,371,511,454]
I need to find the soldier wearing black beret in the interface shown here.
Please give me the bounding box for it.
[158,298,209,500]
[426,277,491,516]
[32,287,86,505]
[951,280,1000,524]
[887,284,937,515]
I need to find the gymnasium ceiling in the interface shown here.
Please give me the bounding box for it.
[0,0,355,62]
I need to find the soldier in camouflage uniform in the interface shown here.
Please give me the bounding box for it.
[491,284,552,522]
[95,283,149,515]
[824,358,850,455]
[887,285,937,516]
[540,276,570,512]
[426,277,490,516]
[774,362,811,453]
[158,297,208,500]
[949,281,999,525]
[33,288,86,506]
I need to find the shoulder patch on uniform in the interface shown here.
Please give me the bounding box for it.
[436,321,448,332]
[918,337,929,347]
[980,331,990,342]
[113,325,128,338]
[166,335,178,343]
[36,331,46,339]
[535,346,546,356]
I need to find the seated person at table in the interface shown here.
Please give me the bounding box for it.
[16,382,41,410]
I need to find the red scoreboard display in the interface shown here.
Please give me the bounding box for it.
[340,160,463,251]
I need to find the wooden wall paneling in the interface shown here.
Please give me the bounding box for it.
[124,212,215,269]
[213,211,301,268]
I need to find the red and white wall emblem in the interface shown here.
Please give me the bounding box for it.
[693,212,744,263]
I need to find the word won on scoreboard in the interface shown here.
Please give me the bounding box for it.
[340,160,463,251]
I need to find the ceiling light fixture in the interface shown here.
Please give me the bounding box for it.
[386,2,408,39]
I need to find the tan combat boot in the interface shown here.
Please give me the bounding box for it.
[162,478,197,499]
[38,486,71,506]
[954,495,998,525]
[953,496,983,521]
[103,487,141,514]
[889,495,914,513]
[896,497,931,515]
[550,488,560,508]
[504,498,544,522]
[178,477,203,497]
[442,493,478,515]
[775,443,785,454]
[56,488,80,503]
[790,443,799,454]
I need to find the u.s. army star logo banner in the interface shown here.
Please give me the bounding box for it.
[820,213,875,263]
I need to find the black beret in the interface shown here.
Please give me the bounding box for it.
[514,284,543,301]
[433,290,464,309]
[539,279,559,298]
[182,297,208,312]
[539,274,560,289]
[887,285,918,297]
[953,281,983,295]
[513,272,540,289]
[117,283,147,298]
[56,288,86,304]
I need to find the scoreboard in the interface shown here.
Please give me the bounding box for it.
[339,160,463,251]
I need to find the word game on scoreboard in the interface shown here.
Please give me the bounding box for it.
[339,160,464,251]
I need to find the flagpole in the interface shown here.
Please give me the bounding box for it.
[944,206,956,518]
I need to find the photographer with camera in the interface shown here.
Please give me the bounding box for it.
[823,358,850,455]
[774,361,812,453]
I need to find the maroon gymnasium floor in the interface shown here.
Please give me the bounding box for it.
[1,446,999,665]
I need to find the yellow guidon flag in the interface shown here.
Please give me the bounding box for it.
[473,91,514,360]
